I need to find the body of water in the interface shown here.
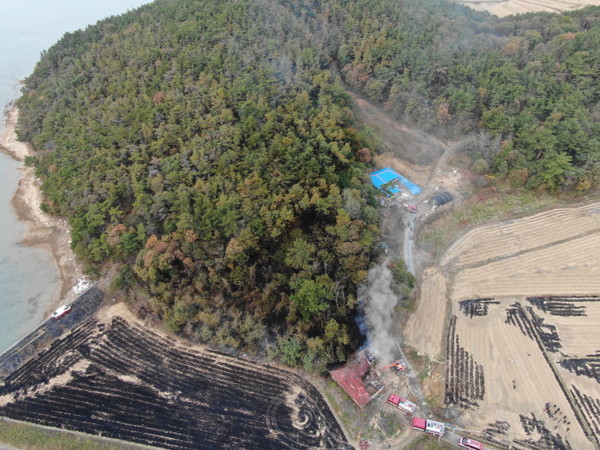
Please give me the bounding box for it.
[0,0,151,353]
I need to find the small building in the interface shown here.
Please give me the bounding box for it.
[431,191,453,206]
[329,352,372,407]
[370,168,422,196]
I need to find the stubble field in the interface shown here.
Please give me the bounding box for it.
[405,202,600,448]
[458,0,600,17]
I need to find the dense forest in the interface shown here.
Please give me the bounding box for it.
[16,0,600,370]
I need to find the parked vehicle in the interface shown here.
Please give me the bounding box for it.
[51,305,71,319]
[411,417,445,436]
[387,394,416,414]
[459,437,484,449]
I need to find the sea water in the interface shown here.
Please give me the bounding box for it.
[0,0,151,353]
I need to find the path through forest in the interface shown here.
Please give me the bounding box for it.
[347,89,472,274]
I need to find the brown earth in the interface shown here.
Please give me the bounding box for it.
[458,0,600,17]
[404,267,449,360]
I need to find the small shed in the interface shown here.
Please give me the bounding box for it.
[431,191,453,206]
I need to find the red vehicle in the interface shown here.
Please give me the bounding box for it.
[459,437,484,449]
[387,394,416,414]
[411,417,445,436]
[51,304,71,319]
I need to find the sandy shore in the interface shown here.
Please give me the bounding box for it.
[0,108,88,312]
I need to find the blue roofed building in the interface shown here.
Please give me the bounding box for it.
[369,168,421,196]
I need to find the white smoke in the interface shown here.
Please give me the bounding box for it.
[363,261,400,365]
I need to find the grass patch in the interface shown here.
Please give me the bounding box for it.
[321,377,407,444]
[0,419,142,450]
[405,433,454,449]
[419,187,570,256]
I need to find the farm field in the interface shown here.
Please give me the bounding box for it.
[458,0,600,17]
[404,267,448,360]
[405,202,600,448]
[0,306,348,449]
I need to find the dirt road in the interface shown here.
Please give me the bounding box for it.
[349,89,472,275]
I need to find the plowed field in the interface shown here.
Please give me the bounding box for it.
[0,311,348,449]
[405,202,600,448]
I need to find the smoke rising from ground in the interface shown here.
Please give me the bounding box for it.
[364,261,400,365]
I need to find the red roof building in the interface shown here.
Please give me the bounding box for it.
[329,352,372,407]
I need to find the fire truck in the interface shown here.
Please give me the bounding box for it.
[387,394,416,414]
[411,417,445,436]
[459,437,484,449]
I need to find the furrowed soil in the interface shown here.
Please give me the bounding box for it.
[0,304,348,449]
[405,202,600,448]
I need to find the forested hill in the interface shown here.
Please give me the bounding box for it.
[16,0,600,369]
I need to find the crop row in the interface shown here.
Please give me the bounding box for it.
[443,205,600,268]
[444,316,485,409]
[571,386,600,440]
[526,296,600,317]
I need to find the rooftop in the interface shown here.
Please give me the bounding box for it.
[329,351,372,407]
[369,168,422,195]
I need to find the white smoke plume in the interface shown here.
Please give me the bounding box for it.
[363,261,400,365]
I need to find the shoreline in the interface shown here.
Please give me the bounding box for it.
[0,107,87,313]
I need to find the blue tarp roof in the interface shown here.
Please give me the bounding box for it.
[369,168,422,195]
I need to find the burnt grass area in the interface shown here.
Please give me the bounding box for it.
[504,303,562,353]
[483,420,510,444]
[0,288,104,379]
[525,296,600,317]
[0,317,348,449]
[444,315,485,409]
[571,386,600,438]
[459,298,499,318]
[515,413,570,450]
[560,353,600,384]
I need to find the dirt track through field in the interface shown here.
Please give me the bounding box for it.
[0,311,347,449]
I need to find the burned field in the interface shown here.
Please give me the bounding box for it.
[0,314,348,449]
[404,203,600,448]
[444,315,485,409]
